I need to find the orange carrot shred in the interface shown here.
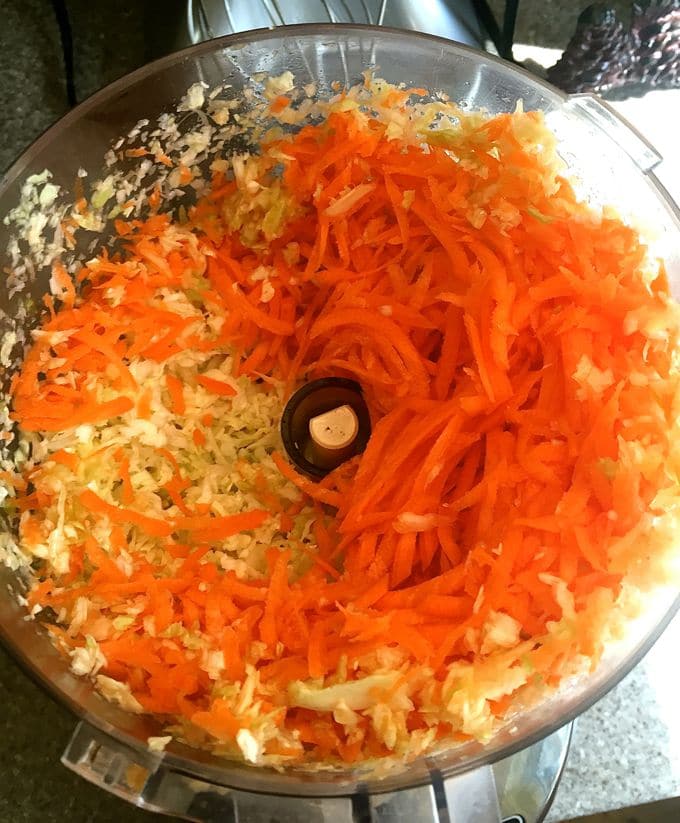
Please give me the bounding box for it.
[196,375,237,397]
[10,94,680,770]
[166,373,186,415]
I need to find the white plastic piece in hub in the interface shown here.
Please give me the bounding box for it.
[308,404,359,451]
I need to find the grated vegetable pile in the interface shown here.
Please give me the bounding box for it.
[2,75,680,771]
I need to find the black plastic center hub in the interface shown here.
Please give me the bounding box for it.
[280,378,371,480]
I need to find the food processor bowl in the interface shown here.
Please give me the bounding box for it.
[1,25,679,823]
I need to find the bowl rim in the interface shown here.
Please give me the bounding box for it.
[0,21,571,192]
[1,22,679,799]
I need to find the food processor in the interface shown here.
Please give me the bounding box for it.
[1,25,679,823]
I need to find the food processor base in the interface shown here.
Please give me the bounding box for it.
[62,720,571,822]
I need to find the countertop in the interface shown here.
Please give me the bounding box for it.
[1,2,679,821]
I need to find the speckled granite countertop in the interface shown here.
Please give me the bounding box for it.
[1,2,679,821]
[546,613,680,822]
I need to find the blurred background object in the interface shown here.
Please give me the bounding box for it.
[547,1,680,95]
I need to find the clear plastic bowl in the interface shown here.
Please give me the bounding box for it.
[1,24,679,816]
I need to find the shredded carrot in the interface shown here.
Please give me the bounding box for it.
[191,700,242,740]
[9,88,680,770]
[49,449,79,472]
[272,452,342,508]
[79,489,171,538]
[165,373,186,415]
[196,375,237,397]
[269,95,291,114]
[192,428,206,447]
[260,548,291,648]
[174,509,269,540]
